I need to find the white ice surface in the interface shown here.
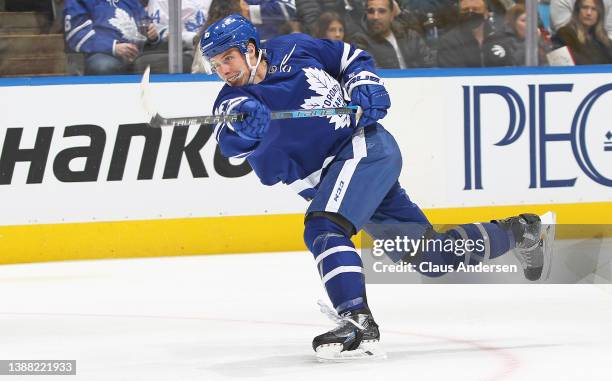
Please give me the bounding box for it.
[1,252,612,381]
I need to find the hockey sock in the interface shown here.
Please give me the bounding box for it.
[304,217,366,314]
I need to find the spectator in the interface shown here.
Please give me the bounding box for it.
[400,0,521,34]
[147,0,210,50]
[399,0,459,33]
[553,0,612,63]
[391,0,428,34]
[551,0,612,38]
[136,0,211,73]
[437,0,513,66]
[296,0,366,39]
[64,0,158,75]
[352,0,434,68]
[505,4,552,65]
[486,0,514,31]
[203,0,249,26]
[313,11,346,40]
[244,0,298,41]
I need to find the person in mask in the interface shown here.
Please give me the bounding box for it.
[436,0,513,67]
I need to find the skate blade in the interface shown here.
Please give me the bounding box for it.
[315,340,387,363]
[539,211,557,281]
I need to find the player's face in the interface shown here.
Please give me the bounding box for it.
[210,48,249,86]
[579,0,598,28]
[325,20,345,41]
[366,0,393,36]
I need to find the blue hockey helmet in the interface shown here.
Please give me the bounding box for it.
[200,14,261,60]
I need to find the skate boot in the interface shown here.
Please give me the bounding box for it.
[493,211,556,281]
[313,301,386,362]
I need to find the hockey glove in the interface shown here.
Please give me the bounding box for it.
[232,98,271,140]
[349,84,391,128]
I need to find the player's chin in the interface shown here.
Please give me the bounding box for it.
[225,73,245,86]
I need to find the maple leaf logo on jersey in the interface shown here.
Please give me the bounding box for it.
[185,10,206,32]
[109,8,145,42]
[301,68,350,130]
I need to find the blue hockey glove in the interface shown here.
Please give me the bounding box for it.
[349,84,391,128]
[232,98,271,140]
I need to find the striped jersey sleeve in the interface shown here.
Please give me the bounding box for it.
[64,0,113,54]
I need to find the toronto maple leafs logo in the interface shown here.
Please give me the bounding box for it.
[185,10,206,32]
[106,0,119,7]
[108,8,145,42]
[301,67,350,130]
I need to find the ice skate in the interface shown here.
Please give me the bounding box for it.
[494,211,556,281]
[313,301,386,362]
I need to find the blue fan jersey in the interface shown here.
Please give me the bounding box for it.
[245,0,297,41]
[212,33,384,199]
[64,0,147,55]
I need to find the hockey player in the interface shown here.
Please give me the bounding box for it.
[200,14,555,361]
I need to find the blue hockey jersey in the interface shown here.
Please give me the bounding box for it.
[212,34,383,199]
[246,0,297,41]
[64,0,147,55]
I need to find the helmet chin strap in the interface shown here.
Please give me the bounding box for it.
[245,49,263,85]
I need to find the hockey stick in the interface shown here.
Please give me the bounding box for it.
[140,66,359,128]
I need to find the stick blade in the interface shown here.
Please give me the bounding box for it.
[141,65,151,87]
[140,66,157,125]
[539,211,556,281]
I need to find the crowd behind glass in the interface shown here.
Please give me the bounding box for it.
[54,0,612,75]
